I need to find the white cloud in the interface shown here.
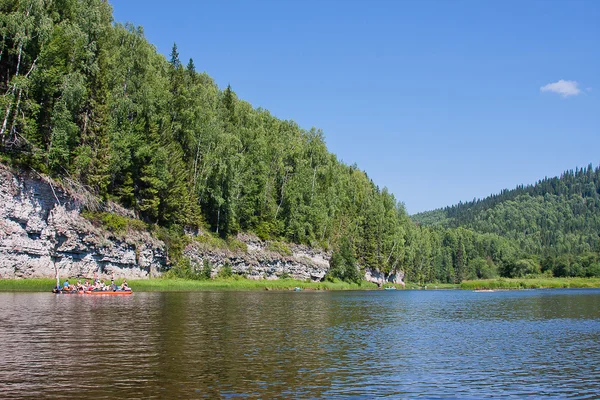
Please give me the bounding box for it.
[540,79,582,97]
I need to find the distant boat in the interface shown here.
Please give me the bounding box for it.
[293,287,303,291]
[384,286,397,290]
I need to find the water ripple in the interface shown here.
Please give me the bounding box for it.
[0,289,599,398]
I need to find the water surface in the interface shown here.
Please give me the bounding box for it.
[1,289,599,398]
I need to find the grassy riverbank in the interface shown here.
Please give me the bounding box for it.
[404,282,459,290]
[0,277,377,292]
[128,278,377,291]
[461,277,600,290]
[0,278,56,292]
[3,277,600,292]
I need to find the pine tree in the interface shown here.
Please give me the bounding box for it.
[186,57,195,74]
[169,42,180,69]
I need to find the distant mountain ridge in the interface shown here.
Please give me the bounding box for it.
[413,164,600,257]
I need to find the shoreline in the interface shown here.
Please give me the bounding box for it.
[2,277,600,292]
[460,277,600,290]
[0,277,378,292]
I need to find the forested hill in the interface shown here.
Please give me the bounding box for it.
[413,165,600,257]
[0,0,414,280]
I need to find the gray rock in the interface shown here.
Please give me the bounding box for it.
[0,165,166,280]
[184,234,330,282]
[364,267,405,286]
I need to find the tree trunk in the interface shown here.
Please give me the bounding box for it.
[310,167,317,205]
[274,172,288,219]
[0,7,29,141]
[216,207,220,234]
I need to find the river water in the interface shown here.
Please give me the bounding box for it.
[0,289,599,398]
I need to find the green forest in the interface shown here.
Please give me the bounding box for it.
[1,0,599,283]
[413,165,600,279]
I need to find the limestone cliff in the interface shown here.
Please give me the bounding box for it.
[0,164,166,280]
[184,234,330,281]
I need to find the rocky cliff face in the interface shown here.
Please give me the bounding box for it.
[0,164,405,286]
[364,268,406,287]
[184,234,331,282]
[0,165,166,280]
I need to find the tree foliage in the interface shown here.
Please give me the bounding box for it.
[413,165,600,279]
[1,2,598,283]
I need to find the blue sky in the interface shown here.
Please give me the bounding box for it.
[110,0,599,214]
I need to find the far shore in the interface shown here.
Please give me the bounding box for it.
[460,277,600,290]
[2,277,600,292]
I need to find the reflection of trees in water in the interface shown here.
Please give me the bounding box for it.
[155,292,343,397]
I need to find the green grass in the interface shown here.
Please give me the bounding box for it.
[265,241,292,257]
[128,277,377,291]
[81,211,146,234]
[404,282,460,290]
[5,277,600,293]
[461,277,600,290]
[193,234,248,253]
[0,277,377,292]
[0,278,57,292]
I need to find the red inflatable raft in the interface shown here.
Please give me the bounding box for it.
[52,289,132,295]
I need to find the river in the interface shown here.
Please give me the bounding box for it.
[0,289,599,398]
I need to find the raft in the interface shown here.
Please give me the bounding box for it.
[52,289,132,295]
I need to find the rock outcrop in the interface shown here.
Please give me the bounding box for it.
[364,268,406,287]
[184,234,330,282]
[0,165,166,280]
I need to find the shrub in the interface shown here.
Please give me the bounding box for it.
[254,221,282,241]
[154,225,191,269]
[266,241,292,257]
[217,263,233,279]
[195,234,226,248]
[587,263,600,278]
[82,211,147,234]
[201,259,212,280]
[227,238,248,253]
[194,234,248,253]
[165,257,195,279]
[469,257,498,279]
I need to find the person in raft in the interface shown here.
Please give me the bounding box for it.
[120,279,131,291]
[63,279,70,290]
[110,272,117,291]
